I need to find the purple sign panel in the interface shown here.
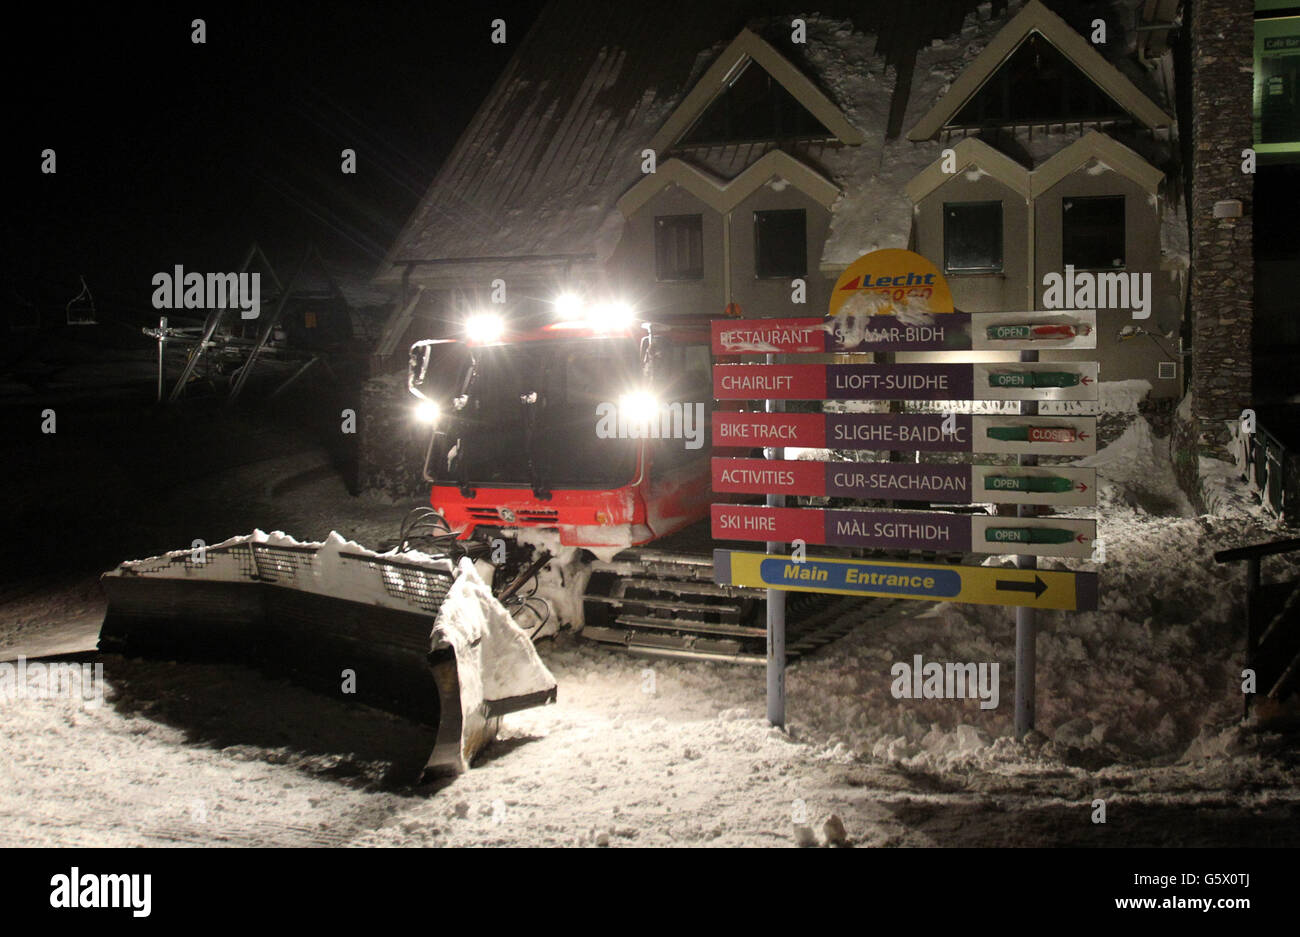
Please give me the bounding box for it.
[826,364,974,401]
[826,414,972,451]
[824,509,972,552]
[825,463,971,501]
[833,314,972,353]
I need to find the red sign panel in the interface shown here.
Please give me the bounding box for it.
[711,412,827,448]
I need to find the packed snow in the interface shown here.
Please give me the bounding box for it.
[2,415,1299,846]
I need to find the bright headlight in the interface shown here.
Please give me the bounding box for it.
[465,312,505,344]
[554,292,584,318]
[618,391,660,425]
[592,300,635,330]
[415,400,441,424]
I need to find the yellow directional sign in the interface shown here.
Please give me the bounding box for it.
[714,550,1097,611]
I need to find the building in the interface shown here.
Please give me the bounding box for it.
[367,0,1237,502]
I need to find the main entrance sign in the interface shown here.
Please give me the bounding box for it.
[714,550,1099,611]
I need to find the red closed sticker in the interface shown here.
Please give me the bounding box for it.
[1027,427,1077,444]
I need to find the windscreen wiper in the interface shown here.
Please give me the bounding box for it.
[455,365,478,498]
[519,391,552,500]
[455,425,476,499]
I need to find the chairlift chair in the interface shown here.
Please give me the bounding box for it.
[66,275,96,325]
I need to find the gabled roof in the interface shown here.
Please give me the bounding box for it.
[378,2,1180,289]
[1030,130,1164,195]
[904,136,1031,203]
[616,150,840,216]
[648,28,865,154]
[907,0,1171,140]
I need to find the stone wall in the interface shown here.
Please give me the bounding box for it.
[1185,0,1254,466]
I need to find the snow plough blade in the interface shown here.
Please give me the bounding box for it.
[98,531,556,774]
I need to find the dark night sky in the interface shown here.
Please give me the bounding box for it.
[5,1,547,322]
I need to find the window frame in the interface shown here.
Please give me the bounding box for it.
[1061,194,1126,271]
[753,208,808,279]
[942,200,1004,274]
[654,213,705,282]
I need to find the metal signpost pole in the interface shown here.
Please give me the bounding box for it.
[157,316,167,403]
[1015,347,1039,739]
[765,352,786,729]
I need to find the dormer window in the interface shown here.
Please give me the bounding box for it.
[950,33,1128,129]
[680,60,833,146]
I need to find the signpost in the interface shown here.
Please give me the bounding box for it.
[764,376,786,728]
[713,248,1101,738]
[1014,346,1042,738]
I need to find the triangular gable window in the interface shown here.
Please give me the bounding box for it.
[679,59,834,146]
[950,32,1128,129]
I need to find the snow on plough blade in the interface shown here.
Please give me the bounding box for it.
[98,531,557,774]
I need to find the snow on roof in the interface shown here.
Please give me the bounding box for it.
[800,10,1009,268]
[798,4,1179,270]
[377,3,770,286]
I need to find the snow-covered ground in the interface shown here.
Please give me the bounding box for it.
[2,424,1299,847]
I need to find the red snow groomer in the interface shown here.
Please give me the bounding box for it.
[94,304,760,779]
[405,305,768,661]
